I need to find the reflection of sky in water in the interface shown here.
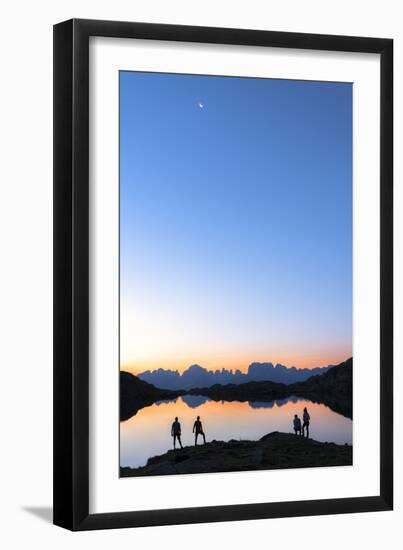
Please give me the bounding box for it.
[120,396,352,468]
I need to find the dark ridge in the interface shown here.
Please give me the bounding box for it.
[289,358,352,418]
[120,371,184,421]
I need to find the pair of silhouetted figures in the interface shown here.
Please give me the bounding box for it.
[293,407,311,437]
[171,416,206,449]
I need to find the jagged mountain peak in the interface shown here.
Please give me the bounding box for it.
[186,364,206,372]
[138,359,336,390]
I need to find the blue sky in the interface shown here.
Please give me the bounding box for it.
[120,71,352,372]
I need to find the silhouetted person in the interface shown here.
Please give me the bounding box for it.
[193,415,206,446]
[171,416,183,449]
[302,407,310,438]
[293,414,302,436]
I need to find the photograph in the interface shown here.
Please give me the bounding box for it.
[119,70,353,477]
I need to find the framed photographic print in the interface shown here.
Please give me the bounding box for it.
[53,19,393,530]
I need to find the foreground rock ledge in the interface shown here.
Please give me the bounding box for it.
[120,431,352,477]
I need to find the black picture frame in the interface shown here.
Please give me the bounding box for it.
[53,18,393,531]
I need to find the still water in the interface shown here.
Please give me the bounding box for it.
[120,395,352,468]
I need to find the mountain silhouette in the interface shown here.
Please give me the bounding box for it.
[138,361,332,390]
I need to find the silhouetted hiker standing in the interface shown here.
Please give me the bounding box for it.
[171,417,183,449]
[302,407,310,438]
[293,414,302,436]
[193,416,206,446]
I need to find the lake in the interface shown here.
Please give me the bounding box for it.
[120,395,352,469]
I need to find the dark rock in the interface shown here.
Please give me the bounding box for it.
[120,432,352,477]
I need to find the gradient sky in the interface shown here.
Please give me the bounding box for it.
[120,71,352,373]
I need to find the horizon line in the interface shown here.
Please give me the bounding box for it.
[121,356,352,376]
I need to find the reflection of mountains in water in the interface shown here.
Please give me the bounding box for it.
[155,395,211,408]
[121,359,352,421]
[180,395,210,408]
[249,396,303,409]
[155,394,303,411]
[154,398,179,406]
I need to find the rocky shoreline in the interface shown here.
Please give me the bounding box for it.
[120,431,352,477]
